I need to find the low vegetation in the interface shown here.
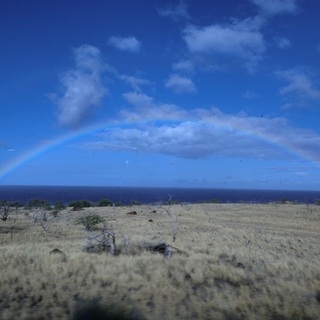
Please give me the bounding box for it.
[26,198,51,210]
[69,199,92,210]
[75,213,105,231]
[0,202,320,319]
[97,198,113,207]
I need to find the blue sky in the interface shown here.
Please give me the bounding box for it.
[1,0,320,190]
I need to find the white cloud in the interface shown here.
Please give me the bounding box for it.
[158,1,190,21]
[123,92,154,109]
[172,60,194,73]
[277,68,320,100]
[84,97,320,162]
[250,0,298,15]
[274,37,291,49]
[183,17,265,71]
[108,36,141,52]
[165,74,197,94]
[118,74,152,92]
[122,92,187,121]
[53,45,108,128]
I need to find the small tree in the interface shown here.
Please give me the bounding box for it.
[51,201,66,217]
[54,201,66,210]
[69,200,92,211]
[10,201,24,208]
[75,213,105,231]
[0,200,10,221]
[98,199,113,207]
[26,199,51,210]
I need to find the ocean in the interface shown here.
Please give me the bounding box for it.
[0,185,319,205]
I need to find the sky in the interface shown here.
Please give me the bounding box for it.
[1,0,320,190]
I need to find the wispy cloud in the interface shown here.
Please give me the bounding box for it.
[172,60,194,73]
[158,1,190,21]
[274,37,291,49]
[121,92,187,121]
[277,68,320,101]
[52,45,108,128]
[85,96,320,162]
[183,16,265,72]
[165,74,196,94]
[250,0,298,15]
[108,36,141,52]
[118,74,152,92]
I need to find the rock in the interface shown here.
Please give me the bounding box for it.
[49,248,67,262]
[49,248,64,255]
[126,211,137,215]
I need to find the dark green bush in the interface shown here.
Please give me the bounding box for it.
[54,201,66,210]
[49,201,66,218]
[10,201,24,208]
[98,199,113,207]
[69,200,92,210]
[26,199,51,210]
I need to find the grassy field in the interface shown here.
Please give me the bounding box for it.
[0,202,320,319]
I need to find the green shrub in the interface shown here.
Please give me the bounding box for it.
[10,201,24,208]
[98,199,113,207]
[69,200,92,210]
[54,201,66,210]
[75,213,105,231]
[26,199,51,210]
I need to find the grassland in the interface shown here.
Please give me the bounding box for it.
[0,202,320,319]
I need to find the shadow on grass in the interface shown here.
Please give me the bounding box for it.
[72,299,144,320]
[0,226,25,234]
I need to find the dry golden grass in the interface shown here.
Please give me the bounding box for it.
[0,203,320,319]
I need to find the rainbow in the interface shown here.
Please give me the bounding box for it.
[0,118,319,182]
[0,122,109,181]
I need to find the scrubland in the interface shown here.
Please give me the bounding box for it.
[0,202,320,319]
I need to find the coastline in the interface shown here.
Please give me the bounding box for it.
[0,185,320,205]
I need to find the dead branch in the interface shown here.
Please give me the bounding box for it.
[86,228,116,256]
[163,206,179,242]
[0,201,10,221]
[143,242,184,258]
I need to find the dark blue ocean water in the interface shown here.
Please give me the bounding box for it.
[0,185,319,205]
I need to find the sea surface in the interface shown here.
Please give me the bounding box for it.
[0,185,319,205]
